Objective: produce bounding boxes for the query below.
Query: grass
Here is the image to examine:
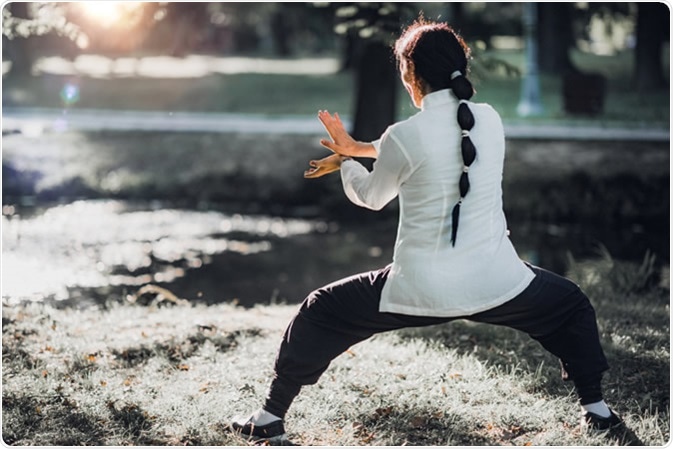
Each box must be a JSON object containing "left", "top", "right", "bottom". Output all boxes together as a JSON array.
[
  {"left": 2, "top": 252, "right": 669, "bottom": 446},
  {"left": 3, "top": 47, "right": 669, "bottom": 127},
  {"left": 3, "top": 72, "right": 354, "bottom": 116}
]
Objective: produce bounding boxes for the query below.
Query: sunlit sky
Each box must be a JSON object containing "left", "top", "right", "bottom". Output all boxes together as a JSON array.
[{"left": 77, "top": 1, "right": 143, "bottom": 28}]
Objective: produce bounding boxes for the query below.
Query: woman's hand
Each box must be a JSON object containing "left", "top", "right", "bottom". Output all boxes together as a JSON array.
[
  {"left": 304, "top": 153, "right": 346, "bottom": 179},
  {"left": 318, "top": 110, "right": 376, "bottom": 158}
]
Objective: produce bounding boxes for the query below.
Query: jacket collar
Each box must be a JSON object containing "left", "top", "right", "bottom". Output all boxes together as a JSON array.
[{"left": 421, "top": 89, "right": 458, "bottom": 111}]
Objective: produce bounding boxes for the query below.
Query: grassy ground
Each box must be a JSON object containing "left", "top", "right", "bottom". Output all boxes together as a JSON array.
[{"left": 2, "top": 252, "right": 669, "bottom": 446}]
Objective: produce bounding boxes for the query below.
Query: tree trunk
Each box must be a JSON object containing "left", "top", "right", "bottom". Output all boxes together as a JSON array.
[
  {"left": 270, "top": 9, "right": 291, "bottom": 56},
  {"left": 537, "top": 3, "right": 577, "bottom": 75},
  {"left": 352, "top": 39, "right": 397, "bottom": 142},
  {"left": 635, "top": 2, "right": 669, "bottom": 91},
  {"left": 444, "top": 3, "right": 464, "bottom": 28},
  {"left": 5, "top": 2, "right": 35, "bottom": 78}
]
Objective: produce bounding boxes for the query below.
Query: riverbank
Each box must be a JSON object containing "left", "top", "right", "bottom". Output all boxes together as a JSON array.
[
  {"left": 2, "top": 252, "right": 668, "bottom": 445},
  {"left": 3, "top": 128, "right": 669, "bottom": 226}
]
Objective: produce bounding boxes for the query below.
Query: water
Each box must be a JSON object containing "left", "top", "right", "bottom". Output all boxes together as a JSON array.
[{"left": 1, "top": 199, "right": 667, "bottom": 309}]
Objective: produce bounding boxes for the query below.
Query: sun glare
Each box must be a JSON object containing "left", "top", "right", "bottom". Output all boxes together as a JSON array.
[{"left": 78, "top": 2, "right": 141, "bottom": 27}]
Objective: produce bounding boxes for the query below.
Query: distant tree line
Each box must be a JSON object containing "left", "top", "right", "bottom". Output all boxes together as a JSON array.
[{"left": 3, "top": 2, "right": 668, "bottom": 137}]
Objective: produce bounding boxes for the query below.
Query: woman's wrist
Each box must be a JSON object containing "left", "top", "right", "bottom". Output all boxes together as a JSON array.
[{"left": 353, "top": 142, "right": 378, "bottom": 159}]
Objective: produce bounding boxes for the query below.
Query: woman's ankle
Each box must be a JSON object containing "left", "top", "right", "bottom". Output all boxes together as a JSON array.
[
  {"left": 581, "top": 400, "right": 612, "bottom": 418},
  {"left": 250, "top": 408, "right": 282, "bottom": 426}
]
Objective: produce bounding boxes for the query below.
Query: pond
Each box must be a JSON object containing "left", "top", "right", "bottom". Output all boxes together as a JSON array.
[{"left": 2, "top": 199, "right": 667, "bottom": 309}]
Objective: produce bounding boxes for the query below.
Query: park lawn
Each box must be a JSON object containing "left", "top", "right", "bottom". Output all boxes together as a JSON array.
[
  {"left": 3, "top": 48, "right": 669, "bottom": 127},
  {"left": 2, "top": 253, "right": 669, "bottom": 446},
  {"left": 2, "top": 71, "right": 354, "bottom": 116}
]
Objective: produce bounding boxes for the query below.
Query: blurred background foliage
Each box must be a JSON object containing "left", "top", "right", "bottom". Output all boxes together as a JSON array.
[{"left": 2, "top": 2, "right": 669, "bottom": 139}]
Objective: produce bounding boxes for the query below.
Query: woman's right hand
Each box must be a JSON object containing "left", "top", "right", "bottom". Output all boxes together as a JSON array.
[{"left": 304, "top": 153, "right": 346, "bottom": 179}]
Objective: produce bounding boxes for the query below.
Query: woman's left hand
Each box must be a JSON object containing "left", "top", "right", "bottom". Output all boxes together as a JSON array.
[
  {"left": 318, "top": 110, "right": 378, "bottom": 159},
  {"left": 304, "top": 153, "right": 345, "bottom": 179},
  {"left": 318, "top": 110, "right": 360, "bottom": 156}
]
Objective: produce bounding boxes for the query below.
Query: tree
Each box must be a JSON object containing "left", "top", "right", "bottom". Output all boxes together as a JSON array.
[
  {"left": 2, "top": 2, "right": 33, "bottom": 78},
  {"left": 635, "top": 2, "right": 669, "bottom": 91},
  {"left": 536, "top": 3, "right": 668, "bottom": 92},
  {"left": 330, "top": 3, "right": 415, "bottom": 141},
  {"left": 2, "top": 2, "right": 84, "bottom": 78},
  {"left": 537, "top": 3, "right": 578, "bottom": 75}
]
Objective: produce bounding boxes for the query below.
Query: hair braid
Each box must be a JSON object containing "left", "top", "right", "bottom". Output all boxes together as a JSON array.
[
  {"left": 449, "top": 71, "right": 475, "bottom": 246},
  {"left": 394, "top": 18, "right": 476, "bottom": 247}
]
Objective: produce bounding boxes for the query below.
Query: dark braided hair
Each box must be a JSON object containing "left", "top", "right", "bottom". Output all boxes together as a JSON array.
[{"left": 394, "top": 19, "right": 476, "bottom": 247}]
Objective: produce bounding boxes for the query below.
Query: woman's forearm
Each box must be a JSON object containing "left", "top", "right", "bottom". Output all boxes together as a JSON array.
[{"left": 353, "top": 142, "right": 378, "bottom": 159}]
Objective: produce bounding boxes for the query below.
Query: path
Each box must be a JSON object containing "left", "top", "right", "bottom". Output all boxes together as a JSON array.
[{"left": 2, "top": 107, "right": 669, "bottom": 141}]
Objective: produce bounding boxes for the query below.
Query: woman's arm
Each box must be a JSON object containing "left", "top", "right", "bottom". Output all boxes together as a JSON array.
[
  {"left": 340, "top": 130, "right": 412, "bottom": 211},
  {"left": 317, "top": 110, "right": 378, "bottom": 159}
]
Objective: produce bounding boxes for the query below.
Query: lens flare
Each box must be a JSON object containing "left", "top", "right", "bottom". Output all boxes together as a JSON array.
[
  {"left": 60, "top": 83, "right": 80, "bottom": 105},
  {"left": 78, "top": 2, "right": 141, "bottom": 28}
]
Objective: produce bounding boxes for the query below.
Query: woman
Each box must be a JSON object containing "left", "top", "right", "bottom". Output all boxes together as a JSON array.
[{"left": 232, "top": 19, "right": 621, "bottom": 443}]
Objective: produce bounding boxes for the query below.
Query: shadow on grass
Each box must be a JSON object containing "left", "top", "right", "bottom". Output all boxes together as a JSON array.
[
  {"left": 105, "top": 401, "right": 164, "bottom": 445},
  {"left": 2, "top": 392, "right": 106, "bottom": 445},
  {"left": 2, "top": 392, "right": 172, "bottom": 446},
  {"left": 110, "top": 327, "right": 265, "bottom": 368},
  {"left": 349, "top": 405, "right": 526, "bottom": 446},
  {"left": 347, "top": 401, "right": 647, "bottom": 446},
  {"left": 606, "top": 424, "right": 647, "bottom": 446},
  {"left": 395, "top": 321, "right": 572, "bottom": 398}
]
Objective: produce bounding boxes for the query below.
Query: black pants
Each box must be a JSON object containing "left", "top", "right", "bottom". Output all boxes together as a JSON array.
[{"left": 263, "top": 264, "right": 609, "bottom": 419}]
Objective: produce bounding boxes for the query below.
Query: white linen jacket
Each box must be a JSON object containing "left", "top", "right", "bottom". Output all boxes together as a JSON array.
[{"left": 340, "top": 89, "right": 535, "bottom": 317}]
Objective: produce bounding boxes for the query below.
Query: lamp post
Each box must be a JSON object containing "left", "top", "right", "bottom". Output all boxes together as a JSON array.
[{"left": 517, "top": 2, "right": 544, "bottom": 117}]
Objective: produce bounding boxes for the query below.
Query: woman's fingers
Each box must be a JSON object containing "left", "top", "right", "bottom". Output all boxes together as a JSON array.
[
  {"left": 318, "top": 110, "right": 339, "bottom": 132},
  {"left": 304, "top": 154, "right": 342, "bottom": 179},
  {"left": 304, "top": 167, "right": 326, "bottom": 179},
  {"left": 317, "top": 110, "right": 333, "bottom": 125},
  {"left": 319, "top": 139, "right": 339, "bottom": 153}
]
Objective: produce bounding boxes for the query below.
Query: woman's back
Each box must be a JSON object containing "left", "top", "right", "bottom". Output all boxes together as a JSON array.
[
  {"left": 377, "top": 89, "right": 534, "bottom": 317},
  {"left": 393, "top": 90, "right": 506, "bottom": 254}
]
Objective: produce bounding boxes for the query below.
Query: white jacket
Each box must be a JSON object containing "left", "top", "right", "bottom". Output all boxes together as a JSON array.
[{"left": 340, "top": 89, "right": 535, "bottom": 317}]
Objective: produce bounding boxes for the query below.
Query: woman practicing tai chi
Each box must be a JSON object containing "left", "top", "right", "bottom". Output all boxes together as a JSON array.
[{"left": 232, "top": 18, "right": 622, "bottom": 442}]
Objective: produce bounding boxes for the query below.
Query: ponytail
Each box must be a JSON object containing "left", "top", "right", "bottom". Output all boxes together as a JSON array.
[{"left": 449, "top": 70, "right": 475, "bottom": 247}]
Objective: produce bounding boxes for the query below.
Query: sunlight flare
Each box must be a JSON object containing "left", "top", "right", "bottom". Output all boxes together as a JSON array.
[{"left": 77, "top": 2, "right": 142, "bottom": 28}]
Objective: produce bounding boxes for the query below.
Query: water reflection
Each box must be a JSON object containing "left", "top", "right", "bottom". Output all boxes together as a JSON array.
[
  {"left": 1, "top": 200, "right": 318, "bottom": 305},
  {"left": 2, "top": 199, "right": 667, "bottom": 309}
]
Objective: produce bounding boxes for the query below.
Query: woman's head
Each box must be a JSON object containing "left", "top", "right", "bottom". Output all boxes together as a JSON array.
[{"left": 394, "top": 19, "right": 473, "bottom": 104}]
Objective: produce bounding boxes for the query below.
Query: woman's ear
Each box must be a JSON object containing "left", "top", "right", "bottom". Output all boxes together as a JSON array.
[{"left": 401, "top": 60, "right": 415, "bottom": 83}]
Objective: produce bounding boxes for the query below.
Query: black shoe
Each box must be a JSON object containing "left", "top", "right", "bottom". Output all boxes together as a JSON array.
[
  {"left": 231, "top": 416, "right": 288, "bottom": 444},
  {"left": 581, "top": 409, "right": 624, "bottom": 431}
]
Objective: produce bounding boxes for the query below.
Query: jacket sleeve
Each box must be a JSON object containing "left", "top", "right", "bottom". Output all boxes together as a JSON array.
[{"left": 340, "top": 129, "right": 413, "bottom": 211}]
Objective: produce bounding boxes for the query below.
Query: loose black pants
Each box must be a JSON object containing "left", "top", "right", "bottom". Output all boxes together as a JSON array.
[{"left": 264, "top": 264, "right": 609, "bottom": 418}]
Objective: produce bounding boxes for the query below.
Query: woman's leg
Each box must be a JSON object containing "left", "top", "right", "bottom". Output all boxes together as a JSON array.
[
  {"left": 466, "top": 264, "right": 615, "bottom": 426},
  {"left": 264, "top": 264, "right": 447, "bottom": 419}
]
